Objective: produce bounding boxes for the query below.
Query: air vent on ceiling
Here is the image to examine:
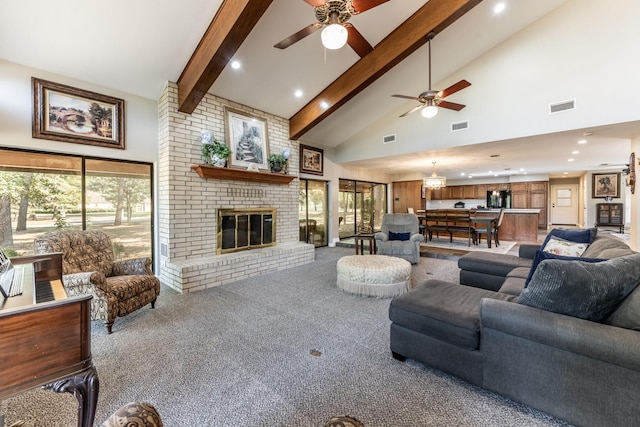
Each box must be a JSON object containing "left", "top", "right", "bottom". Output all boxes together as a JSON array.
[
  {"left": 451, "top": 120, "right": 469, "bottom": 132},
  {"left": 549, "top": 99, "right": 575, "bottom": 114},
  {"left": 382, "top": 134, "right": 396, "bottom": 144}
]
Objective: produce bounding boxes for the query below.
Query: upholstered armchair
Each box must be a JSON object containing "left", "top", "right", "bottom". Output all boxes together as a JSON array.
[
  {"left": 374, "top": 213, "right": 425, "bottom": 264},
  {"left": 34, "top": 230, "right": 160, "bottom": 334}
]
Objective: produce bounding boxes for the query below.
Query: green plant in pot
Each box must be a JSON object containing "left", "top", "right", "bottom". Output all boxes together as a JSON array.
[
  {"left": 268, "top": 153, "right": 288, "bottom": 174},
  {"left": 200, "top": 131, "right": 230, "bottom": 167}
]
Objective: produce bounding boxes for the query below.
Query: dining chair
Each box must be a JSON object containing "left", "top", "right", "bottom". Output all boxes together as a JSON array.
[
  {"left": 493, "top": 208, "right": 506, "bottom": 247},
  {"left": 475, "top": 208, "right": 505, "bottom": 247}
]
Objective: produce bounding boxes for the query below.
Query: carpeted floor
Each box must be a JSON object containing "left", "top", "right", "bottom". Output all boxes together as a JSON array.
[{"left": 0, "top": 247, "right": 571, "bottom": 427}]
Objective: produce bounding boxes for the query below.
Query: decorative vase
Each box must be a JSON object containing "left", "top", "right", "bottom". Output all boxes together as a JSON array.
[{"left": 210, "top": 155, "right": 227, "bottom": 167}]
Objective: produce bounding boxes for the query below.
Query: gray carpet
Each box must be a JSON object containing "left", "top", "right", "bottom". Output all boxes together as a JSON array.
[{"left": 0, "top": 247, "right": 571, "bottom": 427}]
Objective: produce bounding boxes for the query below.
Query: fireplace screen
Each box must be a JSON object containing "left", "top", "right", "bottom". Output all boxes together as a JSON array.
[{"left": 217, "top": 208, "right": 276, "bottom": 254}]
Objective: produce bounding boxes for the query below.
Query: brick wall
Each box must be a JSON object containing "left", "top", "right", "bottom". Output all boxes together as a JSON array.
[{"left": 158, "top": 82, "right": 314, "bottom": 293}]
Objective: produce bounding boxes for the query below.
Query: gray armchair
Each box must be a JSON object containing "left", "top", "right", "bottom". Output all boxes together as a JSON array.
[{"left": 374, "top": 213, "right": 424, "bottom": 264}]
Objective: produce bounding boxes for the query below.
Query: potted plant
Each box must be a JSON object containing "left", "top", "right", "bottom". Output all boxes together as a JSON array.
[
  {"left": 200, "top": 131, "right": 230, "bottom": 167},
  {"left": 268, "top": 153, "right": 288, "bottom": 174}
]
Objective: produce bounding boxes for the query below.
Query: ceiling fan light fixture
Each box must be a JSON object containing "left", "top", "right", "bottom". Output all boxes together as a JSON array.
[
  {"left": 421, "top": 104, "right": 438, "bottom": 118},
  {"left": 321, "top": 23, "right": 348, "bottom": 50}
]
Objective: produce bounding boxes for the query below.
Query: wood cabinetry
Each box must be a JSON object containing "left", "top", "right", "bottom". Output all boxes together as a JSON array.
[
  {"left": 595, "top": 203, "right": 624, "bottom": 232},
  {"left": 509, "top": 181, "right": 547, "bottom": 228},
  {"left": 392, "top": 180, "right": 423, "bottom": 213},
  {"left": 449, "top": 185, "right": 464, "bottom": 199},
  {"left": 463, "top": 185, "right": 476, "bottom": 198}
]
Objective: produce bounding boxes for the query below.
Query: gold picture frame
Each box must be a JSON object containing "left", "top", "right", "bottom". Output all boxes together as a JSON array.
[
  {"left": 592, "top": 172, "right": 620, "bottom": 198},
  {"left": 32, "top": 77, "right": 125, "bottom": 149},
  {"left": 300, "top": 144, "right": 324, "bottom": 176}
]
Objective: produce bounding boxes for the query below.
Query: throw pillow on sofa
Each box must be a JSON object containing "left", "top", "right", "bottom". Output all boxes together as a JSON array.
[
  {"left": 524, "top": 250, "right": 606, "bottom": 287},
  {"left": 540, "top": 227, "right": 597, "bottom": 248},
  {"left": 542, "top": 237, "right": 589, "bottom": 257},
  {"left": 388, "top": 231, "right": 411, "bottom": 241},
  {"left": 518, "top": 253, "right": 640, "bottom": 322}
]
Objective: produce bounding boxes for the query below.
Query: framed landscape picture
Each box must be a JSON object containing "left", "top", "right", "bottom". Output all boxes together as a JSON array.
[
  {"left": 300, "top": 144, "right": 324, "bottom": 176},
  {"left": 224, "top": 107, "right": 270, "bottom": 170},
  {"left": 32, "top": 77, "right": 125, "bottom": 149},
  {"left": 592, "top": 172, "right": 620, "bottom": 198}
]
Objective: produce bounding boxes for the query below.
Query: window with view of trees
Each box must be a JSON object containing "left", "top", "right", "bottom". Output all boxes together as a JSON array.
[{"left": 0, "top": 148, "right": 153, "bottom": 262}]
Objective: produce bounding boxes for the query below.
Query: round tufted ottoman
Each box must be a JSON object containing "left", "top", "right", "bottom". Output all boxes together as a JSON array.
[{"left": 336, "top": 255, "right": 411, "bottom": 298}]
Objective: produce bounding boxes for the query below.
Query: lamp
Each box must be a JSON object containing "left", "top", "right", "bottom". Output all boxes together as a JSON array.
[
  {"left": 321, "top": 11, "right": 348, "bottom": 50},
  {"left": 421, "top": 100, "right": 438, "bottom": 118},
  {"left": 423, "top": 162, "right": 446, "bottom": 189}
]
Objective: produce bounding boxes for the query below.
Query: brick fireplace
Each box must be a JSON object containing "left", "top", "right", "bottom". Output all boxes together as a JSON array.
[{"left": 157, "top": 82, "right": 315, "bottom": 293}]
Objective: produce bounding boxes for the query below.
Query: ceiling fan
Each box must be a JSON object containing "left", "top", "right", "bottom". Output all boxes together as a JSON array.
[
  {"left": 392, "top": 32, "right": 471, "bottom": 118},
  {"left": 273, "top": 0, "right": 389, "bottom": 58}
]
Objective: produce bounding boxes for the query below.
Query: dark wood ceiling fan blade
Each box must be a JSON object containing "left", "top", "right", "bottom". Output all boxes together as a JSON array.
[
  {"left": 392, "top": 94, "right": 421, "bottom": 102},
  {"left": 351, "top": 0, "right": 389, "bottom": 13},
  {"left": 439, "top": 79, "right": 471, "bottom": 99},
  {"left": 274, "top": 24, "right": 321, "bottom": 49},
  {"left": 400, "top": 105, "right": 424, "bottom": 117},
  {"left": 304, "top": 0, "right": 326, "bottom": 6},
  {"left": 438, "top": 100, "right": 466, "bottom": 111},
  {"left": 346, "top": 26, "right": 373, "bottom": 58}
]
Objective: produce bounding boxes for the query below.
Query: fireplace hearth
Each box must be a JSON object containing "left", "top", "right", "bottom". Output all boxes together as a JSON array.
[{"left": 217, "top": 208, "right": 276, "bottom": 254}]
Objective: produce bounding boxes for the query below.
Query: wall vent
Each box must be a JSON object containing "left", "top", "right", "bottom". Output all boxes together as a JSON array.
[
  {"left": 549, "top": 99, "right": 575, "bottom": 114},
  {"left": 451, "top": 120, "right": 469, "bottom": 132},
  {"left": 160, "top": 242, "right": 168, "bottom": 257},
  {"left": 382, "top": 134, "right": 396, "bottom": 144}
]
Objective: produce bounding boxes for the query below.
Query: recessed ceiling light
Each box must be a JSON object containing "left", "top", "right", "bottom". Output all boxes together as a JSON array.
[
  {"left": 563, "top": 172, "right": 569, "bottom": 175},
  {"left": 572, "top": 150, "right": 580, "bottom": 154},
  {"left": 320, "top": 101, "right": 329, "bottom": 109},
  {"left": 460, "top": 172, "right": 466, "bottom": 176},
  {"left": 294, "top": 89, "right": 303, "bottom": 98},
  {"left": 520, "top": 168, "right": 525, "bottom": 172},
  {"left": 488, "top": 170, "right": 493, "bottom": 174},
  {"left": 578, "top": 139, "right": 587, "bottom": 144},
  {"left": 230, "top": 61, "right": 241, "bottom": 70},
  {"left": 568, "top": 158, "right": 574, "bottom": 162},
  {"left": 494, "top": 2, "right": 506, "bottom": 14}
]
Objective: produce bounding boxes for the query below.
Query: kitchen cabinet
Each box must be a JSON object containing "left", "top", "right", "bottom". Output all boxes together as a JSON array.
[
  {"left": 392, "top": 180, "right": 423, "bottom": 213},
  {"left": 463, "top": 185, "right": 476, "bottom": 198}
]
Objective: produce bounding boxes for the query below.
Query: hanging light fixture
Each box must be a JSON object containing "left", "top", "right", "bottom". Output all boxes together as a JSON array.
[
  {"left": 423, "top": 161, "right": 446, "bottom": 189},
  {"left": 321, "top": 10, "right": 348, "bottom": 50},
  {"left": 421, "top": 99, "right": 438, "bottom": 118}
]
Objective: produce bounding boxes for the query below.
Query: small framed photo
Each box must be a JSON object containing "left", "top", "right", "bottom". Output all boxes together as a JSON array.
[
  {"left": 224, "top": 107, "right": 270, "bottom": 170},
  {"left": 300, "top": 144, "right": 324, "bottom": 176},
  {"left": 592, "top": 172, "right": 620, "bottom": 198},
  {"left": 32, "top": 77, "right": 125, "bottom": 149}
]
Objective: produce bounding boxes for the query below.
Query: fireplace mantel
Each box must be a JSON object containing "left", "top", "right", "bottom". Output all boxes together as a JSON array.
[{"left": 191, "top": 164, "right": 296, "bottom": 184}]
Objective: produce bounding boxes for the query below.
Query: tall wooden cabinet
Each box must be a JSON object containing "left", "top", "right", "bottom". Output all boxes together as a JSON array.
[
  {"left": 392, "top": 180, "right": 423, "bottom": 213},
  {"left": 511, "top": 181, "right": 547, "bottom": 228}
]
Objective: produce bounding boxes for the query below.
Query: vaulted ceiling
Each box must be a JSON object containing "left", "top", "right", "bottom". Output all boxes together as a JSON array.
[{"left": 1, "top": 0, "right": 639, "bottom": 179}]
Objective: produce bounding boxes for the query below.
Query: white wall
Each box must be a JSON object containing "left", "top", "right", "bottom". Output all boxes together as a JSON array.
[{"left": 0, "top": 59, "right": 159, "bottom": 162}]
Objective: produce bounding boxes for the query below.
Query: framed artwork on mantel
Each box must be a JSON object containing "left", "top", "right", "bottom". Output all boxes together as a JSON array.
[
  {"left": 224, "top": 107, "right": 270, "bottom": 170},
  {"left": 32, "top": 77, "right": 125, "bottom": 149},
  {"left": 300, "top": 144, "right": 324, "bottom": 176}
]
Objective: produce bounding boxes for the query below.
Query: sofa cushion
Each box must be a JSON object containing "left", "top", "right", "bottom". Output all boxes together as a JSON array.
[
  {"left": 542, "top": 237, "right": 589, "bottom": 257},
  {"left": 582, "top": 234, "right": 636, "bottom": 259},
  {"left": 388, "top": 231, "right": 410, "bottom": 241},
  {"left": 518, "top": 253, "right": 640, "bottom": 322},
  {"left": 497, "top": 267, "right": 531, "bottom": 296},
  {"left": 541, "top": 227, "right": 597, "bottom": 248},
  {"left": 605, "top": 285, "right": 640, "bottom": 331},
  {"left": 389, "top": 279, "right": 517, "bottom": 350},
  {"left": 458, "top": 252, "right": 533, "bottom": 278},
  {"left": 524, "top": 250, "right": 607, "bottom": 287}
]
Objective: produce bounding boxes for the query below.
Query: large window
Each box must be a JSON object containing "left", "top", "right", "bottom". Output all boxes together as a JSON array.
[
  {"left": 299, "top": 179, "right": 328, "bottom": 247},
  {"left": 0, "top": 148, "right": 153, "bottom": 262},
  {"left": 338, "top": 179, "right": 387, "bottom": 238}
]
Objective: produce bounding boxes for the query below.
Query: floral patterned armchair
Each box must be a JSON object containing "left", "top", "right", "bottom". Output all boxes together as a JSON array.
[{"left": 34, "top": 230, "right": 160, "bottom": 334}]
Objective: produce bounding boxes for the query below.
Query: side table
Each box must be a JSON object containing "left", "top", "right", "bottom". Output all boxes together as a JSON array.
[{"left": 354, "top": 233, "right": 377, "bottom": 255}]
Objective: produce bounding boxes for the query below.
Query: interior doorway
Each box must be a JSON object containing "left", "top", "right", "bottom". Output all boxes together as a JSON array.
[{"left": 550, "top": 184, "right": 579, "bottom": 225}]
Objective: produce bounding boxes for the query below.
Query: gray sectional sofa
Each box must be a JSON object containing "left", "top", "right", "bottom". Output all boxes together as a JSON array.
[{"left": 389, "top": 233, "right": 640, "bottom": 427}]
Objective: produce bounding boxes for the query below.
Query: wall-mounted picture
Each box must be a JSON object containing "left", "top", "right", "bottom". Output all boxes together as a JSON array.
[
  {"left": 32, "top": 77, "right": 125, "bottom": 149},
  {"left": 592, "top": 172, "right": 620, "bottom": 198},
  {"left": 224, "top": 107, "right": 269, "bottom": 170},
  {"left": 300, "top": 144, "right": 324, "bottom": 176}
]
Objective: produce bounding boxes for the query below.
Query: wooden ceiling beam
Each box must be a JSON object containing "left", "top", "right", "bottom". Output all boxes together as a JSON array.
[
  {"left": 289, "top": 0, "right": 482, "bottom": 140},
  {"left": 177, "top": 0, "right": 273, "bottom": 114}
]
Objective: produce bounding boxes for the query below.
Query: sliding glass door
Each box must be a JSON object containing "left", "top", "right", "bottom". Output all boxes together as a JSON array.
[
  {"left": 339, "top": 179, "right": 387, "bottom": 238},
  {"left": 299, "top": 179, "right": 328, "bottom": 247}
]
